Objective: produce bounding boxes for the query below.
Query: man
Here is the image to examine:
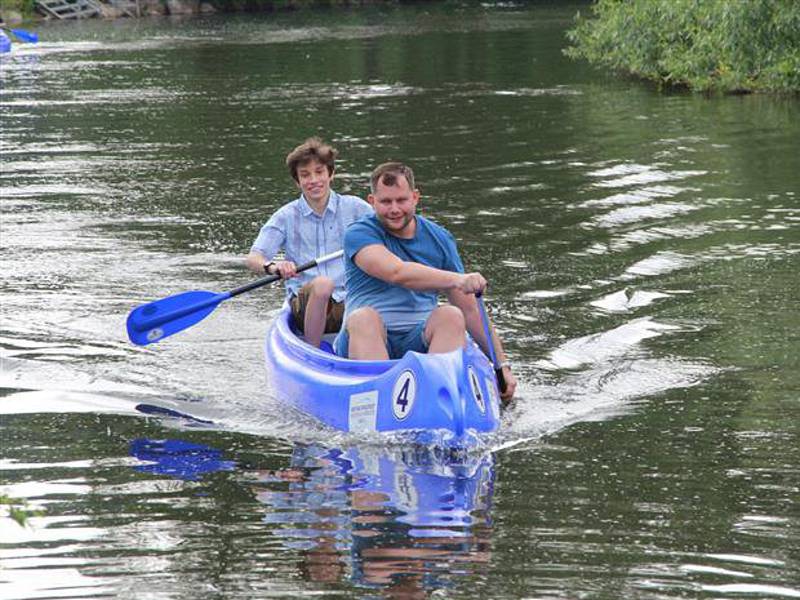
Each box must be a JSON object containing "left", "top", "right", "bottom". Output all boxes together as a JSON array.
[
  {"left": 246, "top": 138, "right": 372, "bottom": 348},
  {"left": 333, "top": 162, "right": 516, "bottom": 401}
]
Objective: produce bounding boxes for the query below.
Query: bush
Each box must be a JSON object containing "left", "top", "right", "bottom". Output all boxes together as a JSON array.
[
  {"left": 0, "top": 0, "right": 35, "bottom": 18},
  {"left": 565, "top": 0, "right": 800, "bottom": 94},
  {"left": 1, "top": 493, "right": 42, "bottom": 527}
]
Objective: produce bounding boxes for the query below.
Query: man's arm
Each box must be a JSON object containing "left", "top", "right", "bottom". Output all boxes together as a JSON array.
[
  {"left": 447, "top": 287, "right": 517, "bottom": 402},
  {"left": 354, "top": 244, "right": 485, "bottom": 294}
]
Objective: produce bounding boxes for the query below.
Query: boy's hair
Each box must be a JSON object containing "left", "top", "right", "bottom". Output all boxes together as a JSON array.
[
  {"left": 286, "top": 137, "right": 337, "bottom": 182},
  {"left": 370, "top": 162, "right": 416, "bottom": 194}
]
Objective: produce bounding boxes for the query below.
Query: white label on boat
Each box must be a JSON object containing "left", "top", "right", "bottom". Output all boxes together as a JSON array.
[
  {"left": 391, "top": 370, "right": 417, "bottom": 421},
  {"left": 485, "top": 376, "right": 500, "bottom": 418},
  {"left": 349, "top": 391, "right": 378, "bottom": 433},
  {"left": 468, "top": 366, "right": 486, "bottom": 414}
]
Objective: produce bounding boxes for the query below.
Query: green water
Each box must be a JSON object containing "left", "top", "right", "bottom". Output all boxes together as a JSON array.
[{"left": 1, "top": 5, "right": 798, "bottom": 598}]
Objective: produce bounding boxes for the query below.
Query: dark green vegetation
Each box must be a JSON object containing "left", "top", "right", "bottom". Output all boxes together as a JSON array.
[
  {"left": 1, "top": 493, "right": 41, "bottom": 527},
  {"left": 0, "top": 0, "right": 34, "bottom": 17},
  {"left": 566, "top": 0, "right": 800, "bottom": 93}
]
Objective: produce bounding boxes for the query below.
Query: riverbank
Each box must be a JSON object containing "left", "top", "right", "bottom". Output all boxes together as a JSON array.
[{"left": 1, "top": 0, "right": 401, "bottom": 24}]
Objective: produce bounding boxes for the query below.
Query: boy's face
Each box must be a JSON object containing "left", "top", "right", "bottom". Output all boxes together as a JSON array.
[{"left": 296, "top": 159, "right": 333, "bottom": 204}]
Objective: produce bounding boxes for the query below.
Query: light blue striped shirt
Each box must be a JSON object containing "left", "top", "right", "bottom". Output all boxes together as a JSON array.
[{"left": 250, "top": 191, "right": 373, "bottom": 302}]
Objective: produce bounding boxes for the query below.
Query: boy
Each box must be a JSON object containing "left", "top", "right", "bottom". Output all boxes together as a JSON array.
[{"left": 246, "top": 138, "right": 372, "bottom": 348}]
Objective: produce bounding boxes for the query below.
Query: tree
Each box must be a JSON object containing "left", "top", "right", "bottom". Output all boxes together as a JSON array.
[{"left": 565, "top": 0, "right": 800, "bottom": 94}]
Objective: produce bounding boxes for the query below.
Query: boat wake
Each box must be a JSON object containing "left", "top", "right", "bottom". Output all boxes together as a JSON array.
[
  {"left": 494, "top": 316, "right": 717, "bottom": 450},
  {"left": 1, "top": 307, "right": 717, "bottom": 455}
]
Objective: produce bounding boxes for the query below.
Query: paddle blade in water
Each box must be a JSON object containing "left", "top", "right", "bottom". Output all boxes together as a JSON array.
[{"left": 127, "top": 290, "right": 225, "bottom": 346}]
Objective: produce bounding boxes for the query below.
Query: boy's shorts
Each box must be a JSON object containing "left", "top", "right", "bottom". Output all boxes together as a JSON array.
[
  {"left": 290, "top": 281, "right": 344, "bottom": 334},
  {"left": 333, "top": 320, "right": 428, "bottom": 359}
]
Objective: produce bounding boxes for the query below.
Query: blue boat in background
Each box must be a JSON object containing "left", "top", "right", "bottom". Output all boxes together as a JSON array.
[
  {"left": 0, "top": 30, "right": 11, "bottom": 54},
  {"left": 264, "top": 309, "right": 502, "bottom": 442},
  {"left": 1, "top": 27, "right": 38, "bottom": 53}
]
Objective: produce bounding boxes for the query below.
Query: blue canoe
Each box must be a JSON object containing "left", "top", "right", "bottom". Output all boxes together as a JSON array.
[{"left": 264, "top": 308, "right": 501, "bottom": 440}]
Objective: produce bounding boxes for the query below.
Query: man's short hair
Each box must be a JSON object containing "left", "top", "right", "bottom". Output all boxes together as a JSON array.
[
  {"left": 286, "top": 138, "right": 337, "bottom": 182},
  {"left": 370, "top": 162, "right": 416, "bottom": 194}
]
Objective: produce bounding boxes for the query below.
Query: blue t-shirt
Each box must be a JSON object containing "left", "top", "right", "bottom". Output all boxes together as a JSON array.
[{"left": 343, "top": 214, "right": 465, "bottom": 331}]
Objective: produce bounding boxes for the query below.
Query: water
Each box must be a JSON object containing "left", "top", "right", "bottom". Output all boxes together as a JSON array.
[{"left": 2, "top": 4, "right": 799, "bottom": 598}]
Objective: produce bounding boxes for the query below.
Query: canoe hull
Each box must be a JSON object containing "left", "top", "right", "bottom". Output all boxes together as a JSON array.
[{"left": 264, "top": 310, "right": 501, "bottom": 438}]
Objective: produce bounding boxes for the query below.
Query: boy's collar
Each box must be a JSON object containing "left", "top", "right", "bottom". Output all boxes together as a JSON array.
[{"left": 299, "top": 190, "right": 338, "bottom": 216}]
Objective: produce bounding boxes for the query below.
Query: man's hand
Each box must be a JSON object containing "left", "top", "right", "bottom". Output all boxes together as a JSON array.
[
  {"left": 457, "top": 272, "right": 487, "bottom": 295},
  {"left": 499, "top": 366, "right": 517, "bottom": 405},
  {"left": 273, "top": 260, "right": 298, "bottom": 279}
]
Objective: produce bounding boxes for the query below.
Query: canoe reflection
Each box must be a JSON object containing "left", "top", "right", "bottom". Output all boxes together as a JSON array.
[{"left": 254, "top": 444, "right": 495, "bottom": 597}]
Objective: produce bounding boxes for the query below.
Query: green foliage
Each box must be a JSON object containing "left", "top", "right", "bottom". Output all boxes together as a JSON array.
[
  {"left": 1, "top": 493, "right": 43, "bottom": 527},
  {"left": 0, "top": 0, "right": 35, "bottom": 17},
  {"left": 565, "top": 0, "right": 800, "bottom": 93}
]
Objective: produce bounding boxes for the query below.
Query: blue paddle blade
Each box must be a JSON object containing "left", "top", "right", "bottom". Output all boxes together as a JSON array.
[
  {"left": 127, "top": 290, "right": 227, "bottom": 346},
  {"left": 10, "top": 28, "right": 38, "bottom": 43}
]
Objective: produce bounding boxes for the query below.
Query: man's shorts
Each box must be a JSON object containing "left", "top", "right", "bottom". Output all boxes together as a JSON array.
[
  {"left": 333, "top": 319, "right": 428, "bottom": 359},
  {"left": 290, "top": 281, "right": 344, "bottom": 334}
]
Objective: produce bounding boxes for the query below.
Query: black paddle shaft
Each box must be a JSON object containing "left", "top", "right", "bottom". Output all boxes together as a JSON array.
[
  {"left": 496, "top": 367, "right": 508, "bottom": 394},
  {"left": 228, "top": 253, "right": 340, "bottom": 298}
]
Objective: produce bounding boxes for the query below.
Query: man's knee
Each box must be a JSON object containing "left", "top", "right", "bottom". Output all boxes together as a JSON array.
[
  {"left": 431, "top": 305, "right": 465, "bottom": 328},
  {"left": 346, "top": 307, "right": 384, "bottom": 335},
  {"left": 425, "top": 305, "right": 465, "bottom": 339}
]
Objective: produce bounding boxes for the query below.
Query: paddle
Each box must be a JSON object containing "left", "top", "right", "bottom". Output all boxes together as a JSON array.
[
  {"left": 475, "top": 292, "right": 508, "bottom": 395},
  {"left": 126, "top": 249, "right": 344, "bottom": 346},
  {"left": 1, "top": 27, "right": 38, "bottom": 43}
]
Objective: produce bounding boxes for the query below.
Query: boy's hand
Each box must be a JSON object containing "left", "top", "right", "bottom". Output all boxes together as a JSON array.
[{"left": 274, "top": 260, "right": 298, "bottom": 279}]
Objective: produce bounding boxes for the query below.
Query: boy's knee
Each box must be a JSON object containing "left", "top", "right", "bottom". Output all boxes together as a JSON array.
[{"left": 310, "top": 275, "right": 335, "bottom": 298}]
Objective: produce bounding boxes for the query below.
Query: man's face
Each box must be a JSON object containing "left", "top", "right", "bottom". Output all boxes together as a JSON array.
[
  {"left": 369, "top": 175, "right": 419, "bottom": 237},
  {"left": 296, "top": 159, "right": 333, "bottom": 204}
]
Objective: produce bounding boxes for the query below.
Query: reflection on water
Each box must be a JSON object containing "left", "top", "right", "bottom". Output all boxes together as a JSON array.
[
  {"left": 254, "top": 443, "right": 494, "bottom": 596},
  {"left": 129, "top": 437, "right": 236, "bottom": 480},
  {"left": 1, "top": 2, "right": 799, "bottom": 598},
  {"left": 2, "top": 432, "right": 496, "bottom": 598}
]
